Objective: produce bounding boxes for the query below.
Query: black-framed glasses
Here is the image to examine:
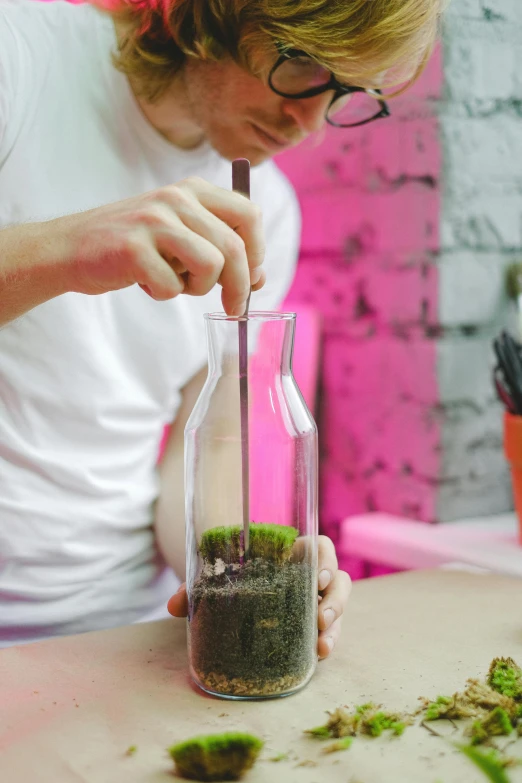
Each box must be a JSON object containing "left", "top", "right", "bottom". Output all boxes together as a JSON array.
[{"left": 268, "top": 48, "right": 391, "bottom": 129}]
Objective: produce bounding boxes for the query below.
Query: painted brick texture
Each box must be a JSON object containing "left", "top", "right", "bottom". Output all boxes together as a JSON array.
[
  {"left": 277, "top": 50, "right": 443, "bottom": 553},
  {"left": 279, "top": 1, "right": 521, "bottom": 538}
]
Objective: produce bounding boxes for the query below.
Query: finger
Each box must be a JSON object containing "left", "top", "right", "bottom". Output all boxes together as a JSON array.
[
  {"left": 131, "top": 242, "right": 186, "bottom": 301},
  {"left": 155, "top": 226, "right": 225, "bottom": 298},
  {"left": 318, "top": 616, "right": 342, "bottom": 660},
  {"left": 289, "top": 534, "right": 316, "bottom": 565},
  {"left": 166, "top": 178, "right": 265, "bottom": 280},
  {"left": 317, "top": 535, "right": 339, "bottom": 592},
  {"left": 165, "top": 195, "right": 253, "bottom": 315},
  {"left": 251, "top": 267, "right": 266, "bottom": 292},
  {"left": 138, "top": 255, "right": 188, "bottom": 300},
  {"left": 167, "top": 583, "right": 188, "bottom": 617},
  {"left": 133, "top": 198, "right": 226, "bottom": 297},
  {"left": 318, "top": 569, "right": 352, "bottom": 631},
  {"left": 216, "top": 237, "right": 251, "bottom": 317}
]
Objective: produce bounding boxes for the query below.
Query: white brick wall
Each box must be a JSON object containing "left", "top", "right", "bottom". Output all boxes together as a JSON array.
[
  {"left": 437, "top": 0, "right": 522, "bottom": 520},
  {"left": 439, "top": 252, "right": 509, "bottom": 326}
]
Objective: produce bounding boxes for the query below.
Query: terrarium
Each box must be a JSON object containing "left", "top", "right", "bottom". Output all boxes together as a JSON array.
[{"left": 184, "top": 311, "right": 318, "bottom": 700}]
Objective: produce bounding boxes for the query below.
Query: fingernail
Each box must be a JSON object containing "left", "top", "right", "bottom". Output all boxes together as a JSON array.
[
  {"left": 176, "top": 583, "right": 184, "bottom": 593},
  {"left": 323, "top": 608, "right": 335, "bottom": 629},
  {"left": 325, "top": 636, "right": 334, "bottom": 652},
  {"left": 318, "top": 569, "right": 331, "bottom": 590}
]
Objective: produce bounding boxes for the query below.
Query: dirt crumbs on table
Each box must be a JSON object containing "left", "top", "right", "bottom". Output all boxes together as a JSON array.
[
  {"left": 306, "top": 703, "right": 411, "bottom": 741},
  {"left": 321, "top": 737, "right": 353, "bottom": 754},
  {"left": 303, "top": 656, "right": 522, "bottom": 782},
  {"left": 268, "top": 752, "right": 288, "bottom": 762},
  {"left": 168, "top": 732, "right": 263, "bottom": 781},
  {"left": 118, "top": 655, "right": 522, "bottom": 782},
  {"left": 420, "top": 657, "right": 522, "bottom": 744}
]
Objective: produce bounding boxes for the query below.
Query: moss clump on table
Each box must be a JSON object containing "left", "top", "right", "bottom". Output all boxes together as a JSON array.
[
  {"left": 421, "top": 657, "right": 522, "bottom": 747},
  {"left": 414, "top": 656, "right": 522, "bottom": 781},
  {"left": 305, "top": 703, "right": 410, "bottom": 747},
  {"left": 302, "top": 657, "right": 522, "bottom": 777},
  {"left": 190, "top": 523, "right": 315, "bottom": 697},
  {"left": 321, "top": 736, "right": 353, "bottom": 754},
  {"left": 169, "top": 732, "right": 263, "bottom": 781},
  {"left": 487, "top": 658, "right": 522, "bottom": 702},
  {"left": 469, "top": 707, "right": 513, "bottom": 745}
]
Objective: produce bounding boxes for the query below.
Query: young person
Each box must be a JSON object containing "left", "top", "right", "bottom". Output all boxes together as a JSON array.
[{"left": 0, "top": 0, "right": 443, "bottom": 650}]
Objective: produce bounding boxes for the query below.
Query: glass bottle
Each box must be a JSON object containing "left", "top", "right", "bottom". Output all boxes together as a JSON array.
[{"left": 184, "top": 311, "right": 318, "bottom": 700}]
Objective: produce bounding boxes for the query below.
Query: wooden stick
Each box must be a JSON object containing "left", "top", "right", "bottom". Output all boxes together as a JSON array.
[{"left": 232, "top": 158, "right": 251, "bottom": 560}]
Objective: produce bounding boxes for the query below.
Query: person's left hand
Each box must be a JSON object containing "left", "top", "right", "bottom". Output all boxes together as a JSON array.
[
  {"left": 167, "top": 534, "right": 352, "bottom": 660},
  {"left": 314, "top": 535, "right": 352, "bottom": 659}
]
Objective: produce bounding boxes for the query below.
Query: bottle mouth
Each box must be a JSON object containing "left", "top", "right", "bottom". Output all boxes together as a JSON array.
[{"left": 205, "top": 310, "right": 296, "bottom": 323}]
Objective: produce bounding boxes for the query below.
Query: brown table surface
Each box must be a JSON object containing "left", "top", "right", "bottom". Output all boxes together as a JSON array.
[{"left": 1, "top": 569, "right": 522, "bottom": 783}]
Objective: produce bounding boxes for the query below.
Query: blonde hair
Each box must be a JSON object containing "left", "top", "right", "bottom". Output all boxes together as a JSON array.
[{"left": 94, "top": 0, "right": 445, "bottom": 103}]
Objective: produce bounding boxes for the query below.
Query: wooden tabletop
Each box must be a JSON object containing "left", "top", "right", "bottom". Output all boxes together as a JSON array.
[{"left": 1, "top": 569, "right": 522, "bottom": 783}]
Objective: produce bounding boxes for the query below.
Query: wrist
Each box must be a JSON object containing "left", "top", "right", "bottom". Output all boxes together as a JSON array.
[{"left": 28, "top": 218, "right": 77, "bottom": 298}]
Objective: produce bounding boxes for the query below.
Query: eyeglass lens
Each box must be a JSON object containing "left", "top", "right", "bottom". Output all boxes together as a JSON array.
[
  {"left": 326, "top": 91, "right": 384, "bottom": 126},
  {"left": 271, "top": 55, "right": 332, "bottom": 93},
  {"left": 271, "top": 56, "right": 385, "bottom": 127}
]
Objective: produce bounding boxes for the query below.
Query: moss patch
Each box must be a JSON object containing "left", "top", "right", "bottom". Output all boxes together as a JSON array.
[
  {"left": 306, "top": 703, "right": 410, "bottom": 742},
  {"left": 168, "top": 732, "right": 263, "bottom": 782},
  {"left": 199, "top": 523, "right": 298, "bottom": 566},
  {"left": 469, "top": 707, "right": 513, "bottom": 745},
  {"left": 488, "top": 658, "right": 522, "bottom": 702}
]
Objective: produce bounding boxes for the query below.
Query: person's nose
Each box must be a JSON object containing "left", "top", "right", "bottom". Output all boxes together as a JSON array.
[{"left": 281, "top": 93, "right": 331, "bottom": 136}]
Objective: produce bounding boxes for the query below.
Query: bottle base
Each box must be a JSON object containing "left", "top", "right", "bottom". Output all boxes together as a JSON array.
[{"left": 190, "top": 666, "right": 316, "bottom": 701}]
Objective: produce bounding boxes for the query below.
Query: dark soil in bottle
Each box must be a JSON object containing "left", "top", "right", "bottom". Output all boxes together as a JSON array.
[{"left": 189, "top": 559, "right": 316, "bottom": 697}]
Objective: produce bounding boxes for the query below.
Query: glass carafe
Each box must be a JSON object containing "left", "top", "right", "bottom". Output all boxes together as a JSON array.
[{"left": 184, "top": 311, "right": 318, "bottom": 700}]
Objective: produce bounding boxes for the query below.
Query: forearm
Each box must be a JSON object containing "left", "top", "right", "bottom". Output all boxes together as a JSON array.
[
  {"left": 154, "top": 438, "right": 242, "bottom": 581},
  {"left": 153, "top": 364, "right": 242, "bottom": 580},
  {"left": 0, "top": 221, "right": 72, "bottom": 326},
  {"left": 155, "top": 447, "right": 187, "bottom": 580}
]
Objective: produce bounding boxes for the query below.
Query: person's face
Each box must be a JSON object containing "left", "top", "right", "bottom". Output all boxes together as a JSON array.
[{"left": 180, "top": 53, "right": 333, "bottom": 165}]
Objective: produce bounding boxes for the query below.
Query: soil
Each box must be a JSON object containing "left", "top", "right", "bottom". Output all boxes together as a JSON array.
[{"left": 189, "top": 559, "right": 316, "bottom": 698}]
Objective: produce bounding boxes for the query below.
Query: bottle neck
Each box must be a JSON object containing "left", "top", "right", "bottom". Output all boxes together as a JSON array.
[{"left": 206, "top": 315, "right": 295, "bottom": 378}]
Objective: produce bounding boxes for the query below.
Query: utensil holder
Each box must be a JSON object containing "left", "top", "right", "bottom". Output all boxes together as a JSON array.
[{"left": 503, "top": 411, "right": 522, "bottom": 544}]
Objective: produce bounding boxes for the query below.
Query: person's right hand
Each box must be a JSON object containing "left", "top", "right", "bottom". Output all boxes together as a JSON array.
[{"left": 48, "top": 176, "right": 266, "bottom": 316}]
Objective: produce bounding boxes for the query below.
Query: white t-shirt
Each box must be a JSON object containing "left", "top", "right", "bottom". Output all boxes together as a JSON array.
[{"left": 0, "top": 0, "right": 300, "bottom": 645}]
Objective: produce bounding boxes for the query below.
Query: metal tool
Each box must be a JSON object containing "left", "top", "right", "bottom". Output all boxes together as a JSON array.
[
  {"left": 232, "top": 158, "right": 251, "bottom": 560},
  {"left": 506, "top": 262, "right": 522, "bottom": 339}
]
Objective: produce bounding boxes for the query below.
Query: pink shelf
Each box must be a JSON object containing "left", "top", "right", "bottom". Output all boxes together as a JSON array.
[{"left": 339, "top": 512, "right": 522, "bottom": 577}]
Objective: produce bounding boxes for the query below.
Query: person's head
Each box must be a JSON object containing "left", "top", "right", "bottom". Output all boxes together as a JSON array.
[{"left": 97, "top": 0, "right": 445, "bottom": 165}]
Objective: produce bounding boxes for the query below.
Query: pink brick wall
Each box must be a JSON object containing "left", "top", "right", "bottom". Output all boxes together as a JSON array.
[{"left": 278, "top": 49, "right": 443, "bottom": 571}]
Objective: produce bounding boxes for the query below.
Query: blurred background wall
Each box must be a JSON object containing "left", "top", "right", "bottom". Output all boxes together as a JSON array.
[
  {"left": 277, "top": 0, "right": 522, "bottom": 568},
  {"left": 435, "top": 0, "right": 521, "bottom": 521},
  {"left": 278, "top": 48, "right": 442, "bottom": 551}
]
